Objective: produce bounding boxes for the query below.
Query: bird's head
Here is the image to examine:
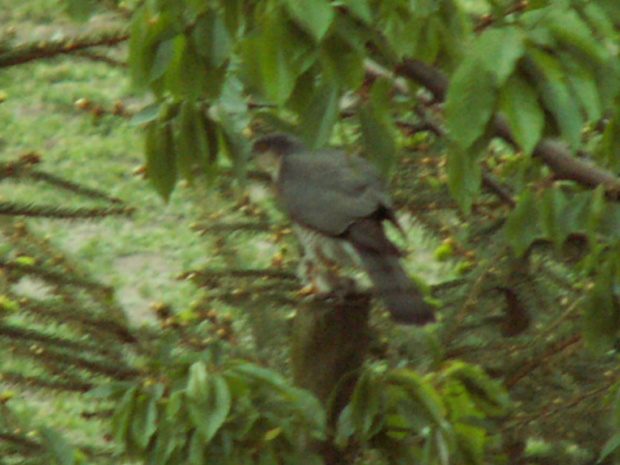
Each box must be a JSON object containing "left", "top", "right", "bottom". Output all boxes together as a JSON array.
[{"left": 251, "top": 133, "right": 305, "bottom": 180}]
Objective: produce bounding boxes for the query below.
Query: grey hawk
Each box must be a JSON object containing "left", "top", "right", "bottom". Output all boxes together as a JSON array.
[{"left": 252, "top": 133, "right": 434, "bottom": 325}]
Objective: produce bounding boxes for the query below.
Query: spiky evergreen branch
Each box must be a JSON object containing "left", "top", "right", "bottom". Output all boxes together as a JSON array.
[
  {"left": 0, "top": 371, "right": 92, "bottom": 392},
  {"left": 6, "top": 339, "right": 139, "bottom": 380},
  {"left": 12, "top": 295, "right": 136, "bottom": 344},
  {"left": 0, "top": 258, "right": 113, "bottom": 293},
  {"left": 28, "top": 170, "right": 125, "bottom": 203},
  {"left": 0, "top": 202, "right": 133, "bottom": 218},
  {"left": 0, "top": 322, "right": 118, "bottom": 359},
  {"left": 0, "top": 29, "right": 129, "bottom": 69}
]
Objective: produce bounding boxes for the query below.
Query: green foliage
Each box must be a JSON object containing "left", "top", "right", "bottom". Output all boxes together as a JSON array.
[
  {"left": 101, "top": 356, "right": 326, "bottom": 465},
  {"left": 336, "top": 361, "right": 509, "bottom": 464}
]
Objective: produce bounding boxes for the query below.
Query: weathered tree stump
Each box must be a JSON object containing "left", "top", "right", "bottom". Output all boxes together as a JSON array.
[{"left": 291, "top": 291, "right": 372, "bottom": 464}]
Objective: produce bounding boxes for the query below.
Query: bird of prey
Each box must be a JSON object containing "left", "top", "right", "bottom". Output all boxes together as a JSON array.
[{"left": 251, "top": 133, "right": 435, "bottom": 325}]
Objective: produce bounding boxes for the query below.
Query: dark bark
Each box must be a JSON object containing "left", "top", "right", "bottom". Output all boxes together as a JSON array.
[{"left": 291, "top": 291, "right": 372, "bottom": 465}]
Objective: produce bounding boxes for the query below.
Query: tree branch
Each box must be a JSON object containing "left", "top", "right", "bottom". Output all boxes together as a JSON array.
[{"left": 395, "top": 58, "right": 620, "bottom": 198}]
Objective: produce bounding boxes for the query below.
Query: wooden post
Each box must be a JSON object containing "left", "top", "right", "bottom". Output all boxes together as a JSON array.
[{"left": 291, "top": 291, "right": 372, "bottom": 464}]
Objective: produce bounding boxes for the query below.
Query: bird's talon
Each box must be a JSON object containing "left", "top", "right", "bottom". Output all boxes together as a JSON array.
[{"left": 296, "top": 283, "right": 319, "bottom": 298}]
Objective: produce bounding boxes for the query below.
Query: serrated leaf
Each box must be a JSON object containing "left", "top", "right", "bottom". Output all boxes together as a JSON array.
[
  {"left": 343, "top": 0, "right": 373, "bottom": 24},
  {"left": 229, "top": 361, "right": 288, "bottom": 389},
  {"left": 129, "top": 10, "right": 177, "bottom": 91},
  {"left": 600, "top": 115, "right": 620, "bottom": 171},
  {"left": 503, "top": 188, "right": 541, "bottom": 256},
  {"left": 203, "top": 375, "right": 231, "bottom": 441},
  {"left": 175, "top": 101, "right": 199, "bottom": 183},
  {"left": 151, "top": 38, "right": 176, "bottom": 82},
  {"left": 527, "top": 49, "right": 584, "bottom": 149},
  {"left": 242, "top": 19, "right": 296, "bottom": 104},
  {"left": 360, "top": 79, "right": 398, "bottom": 176},
  {"left": 132, "top": 102, "right": 161, "bottom": 126},
  {"left": 539, "top": 187, "right": 569, "bottom": 249},
  {"left": 582, "top": 261, "right": 618, "bottom": 353},
  {"left": 335, "top": 405, "right": 354, "bottom": 447},
  {"left": 188, "top": 429, "right": 206, "bottom": 465},
  {"left": 499, "top": 74, "right": 544, "bottom": 156},
  {"left": 111, "top": 384, "right": 139, "bottom": 445},
  {"left": 445, "top": 62, "right": 497, "bottom": 151},
  {"left": 299, "top": 82, "right": 339, "bottom": 149},
  {"left": 151, "top": 420, "right": 184, "bottom": 465},
  {"left": 447, "top": 146, "right": 482, "bottom": 215},
  {"left": 145, "top": 121, "right": 177, "bottom": 202},
  {"left": 187, "top": 361, "right": 210, "bottom": 401},
  {"left": 350, "top": 370, "right": 381, "bottom": 437},
  {"left": 388, "top": 370, "right": 448, "bottom": 430},
  {"left": 599, "top": 432, "right": 620, "bottom": 463},
  {"left": 321, "top": 33, "right": 364, "bottom": 88},
  {"left": 284, "top": 0, "right": 335, "bottom": 42},
  {"left": 131, "top": 394, "right": 158, "bottom": 450},
  {"left": 475, "top": 27, "right": 525, "bottom": 86},
  {"left": 545, "top": 9, "right": 608, "bottom": 68},
  {"left": 586, "top": 185, "right": 606, "bottom": 243},
  {"left": 562, "top": 55, "right": 602, "bottom": 122},
  {"left": 193, "top": 10, "right": 232, "bottom": 69}
]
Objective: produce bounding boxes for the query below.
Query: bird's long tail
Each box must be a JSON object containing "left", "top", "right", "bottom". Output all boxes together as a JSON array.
[
  {"left": 347, "top": 218, "right": 435, "bottom": 325},
  {"left": 358, "top": 249, "right": 435, "bottom": 325}
]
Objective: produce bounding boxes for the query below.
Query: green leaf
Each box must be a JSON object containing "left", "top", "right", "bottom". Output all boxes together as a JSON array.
[
  {"left": 545, "top": 9, "right": 608, "bottom": 68},
  {"left": 166, "top": 390, "right": 185, "bottom": 418},
  {"left": 349, "top": 370, "right": 381, "bottom": 437},
  {"left": 151, "top": 38, "right": 177, "bottom": 82},
  {"left": 111, "top": 384, "right": 139, "bottom": 446},
  {"left": 321, "top": 33, "right": 364, "bottom": 89},
  {"left": 447, "top": 146, "right": 482, "bottom": 215},
  {"left": 445, "top": 62, "right": 497, "bottom": 151},
  {"left": 600, "top": 114, "right": 620, "bottom": 171},
  {"left": 503, "top": 188, "right": 541, "bottom": 256},
  {"left": 175, "top": 101, "right": 199, "bottom": 183},
  {"left": 203, "top": 375, "right": 232, "bottom": 441},
  {"left": 475, "top": 27, "right": 525, "bottom": 86},
  {"left": 193, "top": 10, "right": 232, "bottom": 68},
  {"left": 539, "top": 187, "right": 569, "bottom": 249},
  {"left": 151, "top": 420, "right": 184, "bottom": 465},
  {"left": 242, "top": 19, "right": 296, "bottom": 104},
  {"left": 586, "top": 185, "right": 606, "bottom": 243},
  {"left": 527, "top": 49, "right": 584, "bottom": 149},
  {"left": 582, "top": 261, "right": 618, "bottom": 353},
  {"left": 131, "top": 102, "right": 161, "bottom": 126},
  {"left": 188, "top": 429, "right": 206, "bottom": 465},
  {"left": 359, "top": 79, "right": 398, "bottom": 177},
  {"left": 561, "top": 54, "right": 602, "bottom": 122},
  {"left": 145, "top": 120, "right": 177, "bottom": 202},
  {"left": 187, "top": 361, "right": 210, "bottom": 401},
  {"left": 40, "top": 427, "right": 75, "bottom": 465},
  {"left": 599, "top": 432, "right": 620, "bottom": 463},
  {"left": 284, "top": 0, "right": 335, "bottom": 42},
  {"left": 299, "top": 81, "right": 339, "bottom": 149},
  {"left": 387, "top": 370, "right": 449, "bottom": 431},
  {"left": 335, "top": 405, "right": 355, "bottom": 447},
  {"left": 129, "top": 9, "right": 177, "bottom": 91},
  {"left": 131, "top": 393, "right": 159, "bottom": 450},
  {"left": 343, "top": 0, "right": 373, "bottom": 24},
  {"left": 499, "top": 74, "right": 544, "bottom": 157}
]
